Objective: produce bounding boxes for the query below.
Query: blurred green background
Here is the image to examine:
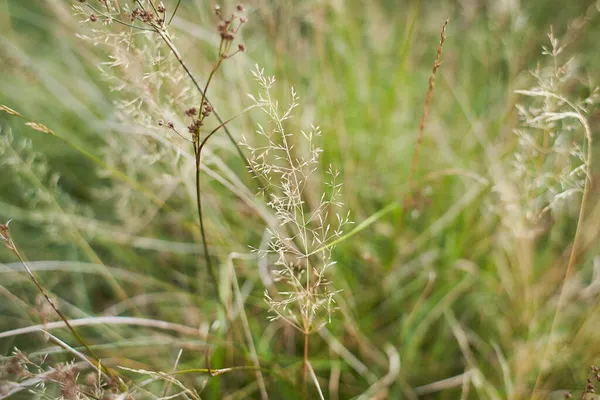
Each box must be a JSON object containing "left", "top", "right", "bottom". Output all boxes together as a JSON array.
[{"left": 1, "top": 0, "right": 600, "bottom": 398}]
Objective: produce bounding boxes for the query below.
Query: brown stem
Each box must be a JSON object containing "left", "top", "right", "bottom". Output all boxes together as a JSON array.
[
  {"left": 407, "top": 19, "right": 448, "bottom": 197},
  {"left": 1, "top": 229, "right": 129, "bottom": 395}
]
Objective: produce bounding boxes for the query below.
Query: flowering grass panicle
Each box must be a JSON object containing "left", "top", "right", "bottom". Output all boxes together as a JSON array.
[
  {"left": 0, "top": 347, "right": 117, "bottom": 399},
  {"left": 72, "top": 2, "right": 202, "bottom": 229},
  {"left": 496, "top": 28, "right": 597, "bottom": 238},
  {"left": 241, "top": 65, "right": 352, "bottom": 335}
]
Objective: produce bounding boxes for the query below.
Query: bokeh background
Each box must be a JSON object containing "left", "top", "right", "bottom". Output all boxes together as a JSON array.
[{"left": 1, "top": 0, "right": 600, "bottom": 398}]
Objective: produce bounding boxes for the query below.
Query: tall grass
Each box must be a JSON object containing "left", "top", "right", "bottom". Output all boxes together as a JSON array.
[{"left": 1, "top": 0, "right": 600, "bottom": 399}]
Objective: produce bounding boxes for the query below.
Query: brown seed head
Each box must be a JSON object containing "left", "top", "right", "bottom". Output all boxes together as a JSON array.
[
  {"left": 59, "top": 367, "right": 79, "bottom": 400},
  {"left": 140, "top": 10, "right": 154, "bottom": 23},
  {"left": 221, "top": 32, "right": 235, "bottom": 41},
  {"left": 89, "top": 14, "right": 98, "bottom": 22},
  {"left": 185, "top": 107, "right": 198, "bottom": 117},
  {"left": 0, "top": 222, "right": 12, "bottom": 249},
  {"left": 0, "top": 224, "right": 8, "bottom": 240},
  {"left": 85, "top": 372, "right": 97, "bottom": 388},
  {"left": 47, "top": 365, "right": 65, "bottom": 381},
  {"left": 188, "top": 119, "right": 203, "bottom": 134},
  {"left": 6, "top": 355, "right": 26, "bottom": 377},
  {"left": 131, "top": 8, "right": 141, "bottom": 22},
  {"left": 61, "top": 382, "right": 79, "bottom": 400},
  {"left": 202, "top": 104, "right": 213, "bottom": 117},
  {"left": 236, "top": 4, "right": 245, "bottom": 12}
]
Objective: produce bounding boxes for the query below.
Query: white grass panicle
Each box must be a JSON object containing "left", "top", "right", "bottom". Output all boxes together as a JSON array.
[
  {"left": 498, "top": 28, "right": 597, "bottom": 238},
  {"left": 72, "top": 1, "right": 208, "bottom": 233},
  {"left": 241, "top": 65, "right": 352, "bottom": 335}
]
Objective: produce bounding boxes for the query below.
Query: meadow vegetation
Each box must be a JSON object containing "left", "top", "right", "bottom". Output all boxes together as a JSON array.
[{"left": 1, "top": 0, "right": 600, "bottom": 399}]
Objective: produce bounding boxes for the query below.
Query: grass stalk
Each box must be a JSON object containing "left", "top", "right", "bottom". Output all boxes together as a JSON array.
[
  {"left": 406, "top": 19, "right": 448, "bottom": 196},
  {"left": 531, "top": 110, "right": 593, "bottom": 398},
  {"left": 0, "top": 224, "right": 129, "bottom": 395}
]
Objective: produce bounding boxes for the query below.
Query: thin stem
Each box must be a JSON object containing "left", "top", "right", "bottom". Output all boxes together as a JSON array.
[
  {"left": 303, "top": 328, "right": 309, "bottom": 391},
  {"left": 407, "top": 19, "right": 448, "bottom": 195},
  {"left": 162, "top": 349, "right": 183, "bottom": 398},
  {"left": 145, "top": 0, "right": 160, "bottom": 18},
  {"left": 1, "top": 230, "right": 128, "bottom": 394},
  {"left": 134, "top": 0, "right": 146, "bottom": 11},
  {"left": 192, "top": 110, "right": 257, "bottom": 302},
  {"left": 194, "top": 148, "right": 218, "bottom": 292},
  {"left": 198, "top": 56, "right": 224, "bottom": 122},
  {"left": 191, "top": 105, "right": 257, "bottom": 293},
  {"left": 229, "top": 255, "right": 269, "bottom": 399},
  {"left": 168, "top": 0, "right": 182, "bottom": 25},
  {"left": 165, "top": 366, "right": 265, "bottom": 376},
  {"left": 168, "top": 125, "right": 194, "bottom": 143},
  {"left": 531, "top": 112, "right": 593, "bottom": 398},
  {"left": 190, "top": 51, "right": 228, "bottom": 295}
]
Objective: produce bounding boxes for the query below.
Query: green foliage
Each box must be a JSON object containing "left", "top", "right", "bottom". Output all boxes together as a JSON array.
[{"left": 1, "top": 0, "right": 600, "bottom": 399}]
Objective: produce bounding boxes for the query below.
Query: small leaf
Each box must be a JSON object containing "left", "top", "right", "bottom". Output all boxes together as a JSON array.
[
  {"left": 25, "top": 122, "right": 55, "bottom": 136},
  {"left": 0, "top": 105, "right": 23, "bottom": 117}
]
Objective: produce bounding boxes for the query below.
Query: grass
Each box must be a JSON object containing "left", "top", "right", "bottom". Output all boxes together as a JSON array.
[{"left": 1, "top": 0, "right": 600, "bottom": 399}]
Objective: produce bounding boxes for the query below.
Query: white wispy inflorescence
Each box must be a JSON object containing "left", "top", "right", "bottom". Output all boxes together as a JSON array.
[
  {"left": 241, "top": 65, "right": 352, "bottom": 333},
  {"left": 495, "top": 28, "right": 597, "bottom": 237},
  {"left": 73, "top": 2, "right": 203, "bottom": 234}
]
